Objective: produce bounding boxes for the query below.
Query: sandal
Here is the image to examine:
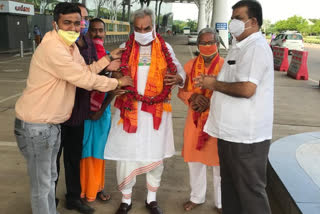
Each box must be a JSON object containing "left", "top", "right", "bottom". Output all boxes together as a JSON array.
[
  {"left": 183, "top": 201, "right": 202, "bottom": 211},
  {"left": 96, "top": 191, "right": 111, "bottom": 202}
]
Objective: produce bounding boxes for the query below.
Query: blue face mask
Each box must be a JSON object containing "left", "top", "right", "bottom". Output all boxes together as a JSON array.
[{"left": 80, "top": 20, "right": 89, "bottom": 35}]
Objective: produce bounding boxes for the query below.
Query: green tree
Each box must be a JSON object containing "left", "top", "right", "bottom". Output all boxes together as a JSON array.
[
  {"left": 186, "top": 19, "right": 197, "bottom": 32},
  {"left": 311, "top": 20, "right": 320, "bottom": 34},
  {"left": 173, "top": 20, "right": 187, "bottom": 33},
  {"left": 274, "top": 15, "right": 309, "bottom": 34},
  {"left": 268, "top": 24, "right": 277, "bottom": 34},
  {"left": 274, "top": 20, "right": 287, "bottom": 32},
  {"left": 287, "top": 15, "right": 308, "bottom": 32}
]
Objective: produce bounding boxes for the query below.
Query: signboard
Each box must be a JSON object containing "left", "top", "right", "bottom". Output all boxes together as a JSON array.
[
  {"left": 0, "top": 1, "right": 34, "bottom": 16},
  {"left": 215, "top": 22, "right": 228, "bottom": 30}
]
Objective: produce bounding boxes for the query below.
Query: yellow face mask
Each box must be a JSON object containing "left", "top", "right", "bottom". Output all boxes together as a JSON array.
[{"left": 56, "top": 25, "right": 80, "bottom": 46}]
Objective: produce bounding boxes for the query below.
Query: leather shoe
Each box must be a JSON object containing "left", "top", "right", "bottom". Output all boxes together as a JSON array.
[
  {"left": 66, "top": 199, "right": 95, "bottom": 214},
  {"left": 214, "top": 207, "right": 222, "bottom": 214},
  {"left": 145, "top": 201, "right": 163, "bottom": 214},
  {"left": 115, "top": 203, "right": 132, "bottom": 214}
]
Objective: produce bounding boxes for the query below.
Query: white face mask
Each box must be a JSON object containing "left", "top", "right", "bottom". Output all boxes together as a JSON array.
[
  {"left": 229, "top": 19, "right": 251, "bottom": 37},
  {"left": 134, "top": 30, "right": 154, "bottom": 45}
]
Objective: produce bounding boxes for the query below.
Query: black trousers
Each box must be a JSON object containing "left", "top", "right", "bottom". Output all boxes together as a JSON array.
[
  {"left": 218, "top": 139, "right": 271, "bottom": 214},
  {"left": 56, "top": 123, "right": 84, "bottom": 200}
]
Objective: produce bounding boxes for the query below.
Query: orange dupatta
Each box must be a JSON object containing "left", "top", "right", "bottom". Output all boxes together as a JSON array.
[
  {"left": 114, "top": 37, "right": 172, "bottom": 133},
  {"left": 187, "top": 54, "right": 224, "bottom": 150}
]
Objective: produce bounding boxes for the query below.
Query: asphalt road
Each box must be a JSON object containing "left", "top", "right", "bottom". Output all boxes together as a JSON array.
[{"left": 304, "top": 45, "right": 320, "bottom": 82}]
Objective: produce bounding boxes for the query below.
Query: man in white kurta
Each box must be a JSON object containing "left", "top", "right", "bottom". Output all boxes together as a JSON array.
[{"left": 104, "top": 8, "right": 185, "bottom": 214}]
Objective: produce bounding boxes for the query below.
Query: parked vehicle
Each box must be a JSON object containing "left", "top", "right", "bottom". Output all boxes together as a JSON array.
[
  {"left": 187, "top": 32, "right": 198, "bottom": 45},
  {"left": 270, "top": 31, "right": 304, "bottom": 53},
  {"left": 183, "top": 27, "right": 191, "bottom": 35}
]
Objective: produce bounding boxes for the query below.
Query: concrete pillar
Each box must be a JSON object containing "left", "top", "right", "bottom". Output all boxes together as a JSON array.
[
  {"left": 212, "top": 0, "right": 229, "bottom": 49},
  {"left": 128, "top": 0, "right": 131, "bottom": 22},
  {"left": 197, "top": 0, "right": 207, "bottom": 32}
]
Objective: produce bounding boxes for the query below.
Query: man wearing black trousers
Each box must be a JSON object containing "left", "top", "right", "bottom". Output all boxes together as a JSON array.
[{"left": 194, "top": 1, "right": 274, "bottom": 214}]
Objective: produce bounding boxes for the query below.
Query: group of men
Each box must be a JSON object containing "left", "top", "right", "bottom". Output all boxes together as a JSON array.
[{"left": 14, "top": 1, "right": 274, "bottom": 214}]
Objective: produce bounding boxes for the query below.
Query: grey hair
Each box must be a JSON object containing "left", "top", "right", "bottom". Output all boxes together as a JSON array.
[
  {"left": 196, "top": 28, "right": 219, "bottom": 45},
  {"left": 130, "top": 8, "right": 155, "bottom": 26}
]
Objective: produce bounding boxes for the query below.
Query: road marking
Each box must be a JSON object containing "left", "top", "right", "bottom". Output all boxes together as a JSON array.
[
  {"left": 0, "top": 58, "right": 25, "bottom": 64},
  {"left": 309, "top": 78, "right": 319, "bottom": 84},
  {"left": 0, "top": 93, "right": 22, "bottom": 104},
  {"left": 188, "top": 46, "right": 195, "bottom": 58},
  {"left": 0, "top": 79, "right": 26, "bottom": 83},
  {"left": 1, "top": 68, "right": 23, "bottom": 72},
  {"left": 0, "top": 141, "right": 16, "bottom": 147}
]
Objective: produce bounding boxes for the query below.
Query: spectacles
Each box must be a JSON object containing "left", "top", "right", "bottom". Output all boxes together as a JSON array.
[{"left": 198, "top": 41, "right": 216, "bottom": 45}]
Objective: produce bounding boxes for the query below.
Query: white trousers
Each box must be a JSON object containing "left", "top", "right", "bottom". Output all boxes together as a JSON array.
[
  {"left": 117, "top": 161, "right": 164, "bottom": 198},
  {"left": 188, "top": 162, "right": 222, "bottom": 208}
]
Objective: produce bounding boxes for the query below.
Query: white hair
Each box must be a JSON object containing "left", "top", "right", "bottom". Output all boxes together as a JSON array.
[
  {"left": 197, "top": 27, "right": 219, "bottom": 44},
  {"left": 130, "top": 8, "right": 155, "bottom": 26}
]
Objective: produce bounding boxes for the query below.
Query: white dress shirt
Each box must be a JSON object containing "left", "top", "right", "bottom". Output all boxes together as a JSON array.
[{"left": 204, "top": 32, "right": 274, "bottom": 144}]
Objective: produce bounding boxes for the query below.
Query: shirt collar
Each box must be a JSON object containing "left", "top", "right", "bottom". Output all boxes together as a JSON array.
[{"left": 234, "top": 31, "right": 262, "bottom": 49}]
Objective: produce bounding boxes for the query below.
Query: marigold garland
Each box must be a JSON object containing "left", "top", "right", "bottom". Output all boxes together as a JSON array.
[{"left": 119, "top": 33, "right": 177, "bottom": 109}]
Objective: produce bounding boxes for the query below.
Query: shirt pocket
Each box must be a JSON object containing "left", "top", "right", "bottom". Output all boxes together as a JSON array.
[{"left": 225, "top": 64, "right": 238, "bottom": 82}]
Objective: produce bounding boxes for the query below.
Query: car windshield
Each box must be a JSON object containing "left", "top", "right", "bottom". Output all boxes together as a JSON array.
[{"left": 285, "top": 34, "right": 303, "bottom": 40}]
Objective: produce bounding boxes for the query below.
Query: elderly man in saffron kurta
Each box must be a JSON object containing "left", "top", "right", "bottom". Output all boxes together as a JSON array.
[
  {"left": 104, "top": 8, "right": 185, "bottom": 214},
  {"left": 178, "top": 28, "right": 224, "bottom": 214}
]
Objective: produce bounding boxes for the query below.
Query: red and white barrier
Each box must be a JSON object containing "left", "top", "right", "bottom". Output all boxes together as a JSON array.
[
  {"left": 287, "top": 50, "right": 308, "bottom": 80},
  {"left": 272, "top": 47, "right": 289, "bottom": 72}
]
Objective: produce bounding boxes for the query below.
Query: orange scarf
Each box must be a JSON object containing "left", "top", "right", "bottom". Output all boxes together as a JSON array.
[
  {"left": 114, "top": 37, "right": 172, "bottom": 133},
  {"left": 187, "top": 54, "right": 223, "bottom": 150}
]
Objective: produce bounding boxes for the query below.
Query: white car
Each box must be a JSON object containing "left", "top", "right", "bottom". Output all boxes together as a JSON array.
[
  {"left": 187, "top": 32, "right": 198, "bottom": 45},
  {"left": 270, "top": 31, "right": 304, "bottom": 53}
]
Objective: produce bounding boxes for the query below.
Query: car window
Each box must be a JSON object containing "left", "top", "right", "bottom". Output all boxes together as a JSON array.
[
  {"left": 275, "top": 34, "right": 283, "bottom": 40},
  {"left": 286, "top": 34, "right": 303, "bottom": 40}
]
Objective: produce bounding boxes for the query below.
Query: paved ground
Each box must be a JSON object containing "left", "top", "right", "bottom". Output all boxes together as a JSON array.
[{"left": 0, "top": 35, "right": 320, "bottom": 214}]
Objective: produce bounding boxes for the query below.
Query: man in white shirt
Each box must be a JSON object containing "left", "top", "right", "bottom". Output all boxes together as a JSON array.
[
  {"left": 194, "top": 1, "right": 273, "bottom": 214},
  {"left": 104, "top": 8, "right": 185, "bottom": 214}
]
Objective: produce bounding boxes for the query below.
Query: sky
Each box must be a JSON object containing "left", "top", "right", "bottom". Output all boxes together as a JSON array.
[{"left": 172, "top": 0, "right": 320, "bottom": 23}]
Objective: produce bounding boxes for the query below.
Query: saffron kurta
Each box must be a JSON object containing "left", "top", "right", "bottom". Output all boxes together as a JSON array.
[{"left": 178, "top": 57, "right": 224, "bottom": 166}]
